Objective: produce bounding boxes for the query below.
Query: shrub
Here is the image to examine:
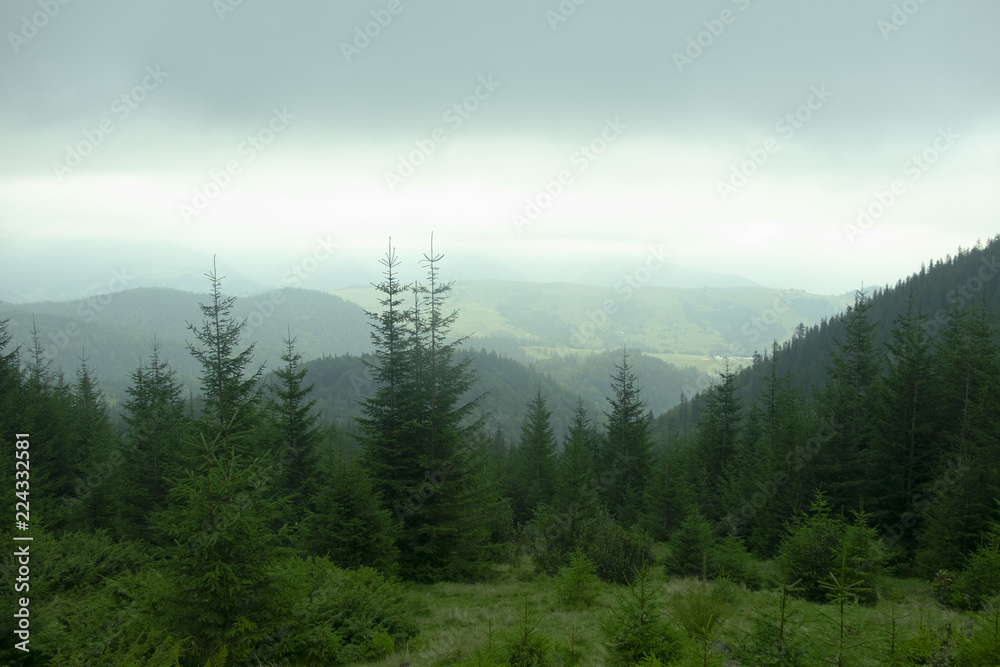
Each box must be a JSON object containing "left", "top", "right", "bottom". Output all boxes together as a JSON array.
[
  {"left": 33, "top": 568, "right": 181, "bottom": 667},
  {"left": 600, "top": 566, "right": 682, "bottom": 666},
  {"left": 505, "top": 597, "right": 551, "bottom": 667},
  {"left": 733, "top": 615, "right": 808, "bottom": 667},
  {"left": 665, "top": 507, "right": 716, "bottom": 578},
  {"left": 258, "top": 556, "right": 421, "bottom": 664},
  {"left": 776, "top": 493, "right": 886, "bottom": 605},
  {"left": 930, "top": 569, "right": 959, "bottom": 608},
  {"left": 712, "top": 534, "right": 763, "bottom": 590},
  {"left": 950, "top": 596, "right": 1000, "bottom": 667},
  {"left": 949, "top": 533, "right": 1000, "bottom": 611},
  {"left": 555, "top": 549, "right": 600, "bottom": 608},
  {"left": 775, "top": 494, "right": 843, "bottom": 603},
  {"left": 582, "top": 506, "right": 654, "bottom": 585},
  {"left": 523, "top": 505, "right": 576, "bottom": 576}
]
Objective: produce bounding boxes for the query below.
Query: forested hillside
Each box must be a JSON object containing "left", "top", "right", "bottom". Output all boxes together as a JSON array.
[{"left": 0, "top": 240, "right": 997, "bottom": 666}]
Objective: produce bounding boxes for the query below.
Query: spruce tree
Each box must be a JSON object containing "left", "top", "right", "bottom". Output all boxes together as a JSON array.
[
  {"left": 268, "top": 330, "right": 324, "bottom": 511},
  {"left": 555, "top": 401, "right": 597, "bottom": 517},
  {"left": 156, "top": 265, "right": 288, "bottom": 662},
  {"left": 816, "top": 290, "right": 880, "bottom": 510},
  {"left": 302, "top": 452, "right": 399, "bottom": 575},
  {"left": 65, "top": 354, "right": 119, "bottom": 532},
  {"left": 185, "top": 259, "right": 265, "bottom": 448},
  {"left": 510, "top": 388, "right": 558, "bottom": 522},
  {"left": 696, "top": 358, "right": 743, "bottom": 520},
  {"left": 868, "top": 293, "right": 936, "bottom": 553},
  {"left": 359, "top": 238, "right": 508, "bottom": 581},
  {"left": 117, "top": 341, "right": 189, "bottom": 541},
  {"left": 599, "top": 350, "right": 653, "bottom": 527}
]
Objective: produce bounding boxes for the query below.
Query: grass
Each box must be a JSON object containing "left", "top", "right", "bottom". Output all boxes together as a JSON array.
[{"left": 344, "top": 554, "right": 967, "bottom": 667}]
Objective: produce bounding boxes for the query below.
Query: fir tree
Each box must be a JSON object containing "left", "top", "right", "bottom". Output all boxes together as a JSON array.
[
  {"left": 510, "top": 388, "right": 558, "bottom": 522},
  {"left": 599, "top": 350, "right": 653, "bottom": 527},
  {"left": 268, "top": 330, "right": 324, "bottom": 511},
  {"left": 118, "top": 341, "right": 189, "bottom": 541},
  {"left": 185, "top": 259, "right": 265, "bottom": 449},
  {"left": 555, "top": 401, "right": 597, "bottom": 517}
]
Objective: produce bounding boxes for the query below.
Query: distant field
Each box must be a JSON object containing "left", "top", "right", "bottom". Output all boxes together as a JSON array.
[{"left": 332, "top": 280, "right": 849, "bottom": 363}]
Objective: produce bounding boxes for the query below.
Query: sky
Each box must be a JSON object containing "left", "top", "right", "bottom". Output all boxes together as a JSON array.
[{"left": 1, "top": 0, "right": 998, "bottom": 295}]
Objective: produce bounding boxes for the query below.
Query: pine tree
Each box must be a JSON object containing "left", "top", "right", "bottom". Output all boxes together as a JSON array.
[
  {"left": 302, "top": 452, "right": 399, "bottom": 575},
  {"left": 867, "top": 292, "right": 936, "bottom": 553},
  {"left": 155, "top": 264, "right": 289, "bottom": 662},
  {"left": 185, "top": 259, "right": 265, "bottom": 448},
  {"left": 65, "top": 354, "right": 119, "bottom": 532},
  {"left": 916, "top": 300, "right": 1000, "bottom": 573},
  {"left": 696, "top": 358, "right": 743, "bottom": 520},
  {"left": 360, "top": 238, "right": 508, "bottom": 581},
  {"left": 510, "top": 388, "right": 558, "bottom": 522},
  {"left": 816, "top": 290, "right": 880, "bottom": 510},
  {"left": 599, "top": 350, "right": 653, "bottom": 527},
  {"left": 555, "top": 401, "right": 597, "bottom": 517},
  {"left": 268, "top": 330, "right": 324, "bottom": 511},
  {"left": 118, "top": 341, "right": 189, "bottom": 541}
]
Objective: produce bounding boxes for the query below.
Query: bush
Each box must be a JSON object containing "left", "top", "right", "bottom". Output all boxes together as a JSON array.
[
  {"left": 949, "top": 533, "right": 1000, "bottom": 611},
  {"left": 733, "top": 614, "right": 808, "bottom": 667},
  {"left": 931, "top": 569, "right": 960, "bottom": 608},
  {"left": 950, "top": 596, "right": 1000, "bottom": 667},
  {"left": 665, "top": 507, "right": 716, "bottom": 578},
  {"left": 775, "top": 494, "right": 843, "bottom": 603},
  {"left": 712, "top": 535, "right": 763, "bottom": 590},
  {"left": 258, "top": 556, "right": 421, "bottom": 664},
  {"left": 555, "top": 549, "right": 600, "bottom": 608},
  {"left": 776, "top": 493, "right": 886, "bottom": 605},
  {"left": 670, "top": 583, "right": 730, "bottom": 641},
  {"left": 600, "top": 566, "right": 682, "bottom": 666},
  {"left": 33, "top": 568, "right": 181, "bottom": 667},
  {"left": 582, "top": 506, "right": 654, "bottom": 585},
  {"left": 523, "top": 505, "right": 577, "bottom": 576},
  {"left": 505, "top": 597, "right": 551, "bottom": 667}
]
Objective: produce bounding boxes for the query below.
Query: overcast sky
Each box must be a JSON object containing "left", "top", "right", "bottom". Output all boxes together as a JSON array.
[{"left": 1, "top": 0, "right": 998, "bottom": 294}]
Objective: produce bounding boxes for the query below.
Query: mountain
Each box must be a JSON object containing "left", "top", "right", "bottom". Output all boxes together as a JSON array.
[
  {"left": 0, "top": 287, "right": 371, "bottom": 401},
  {"left": 0, "top": 240, "right": 269, "bottom": 303},
  {"left": 655, "top": 235, "right": 1000, "bottom": 433},
  {"left": 333, "top": 279, "right": 850, "bottom": 368}
]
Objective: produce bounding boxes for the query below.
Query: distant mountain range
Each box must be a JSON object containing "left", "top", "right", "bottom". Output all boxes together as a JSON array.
[
  {"left": 0, "top": 277, "right": 851, "bottom": 433},
  {"left": 0, "top": 238, "right": 776, "bottom": 305}
]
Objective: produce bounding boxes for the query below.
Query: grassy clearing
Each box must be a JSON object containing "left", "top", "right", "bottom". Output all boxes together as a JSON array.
[{"left": 347, "top": 554, "right": 971, "bottom": 667}]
